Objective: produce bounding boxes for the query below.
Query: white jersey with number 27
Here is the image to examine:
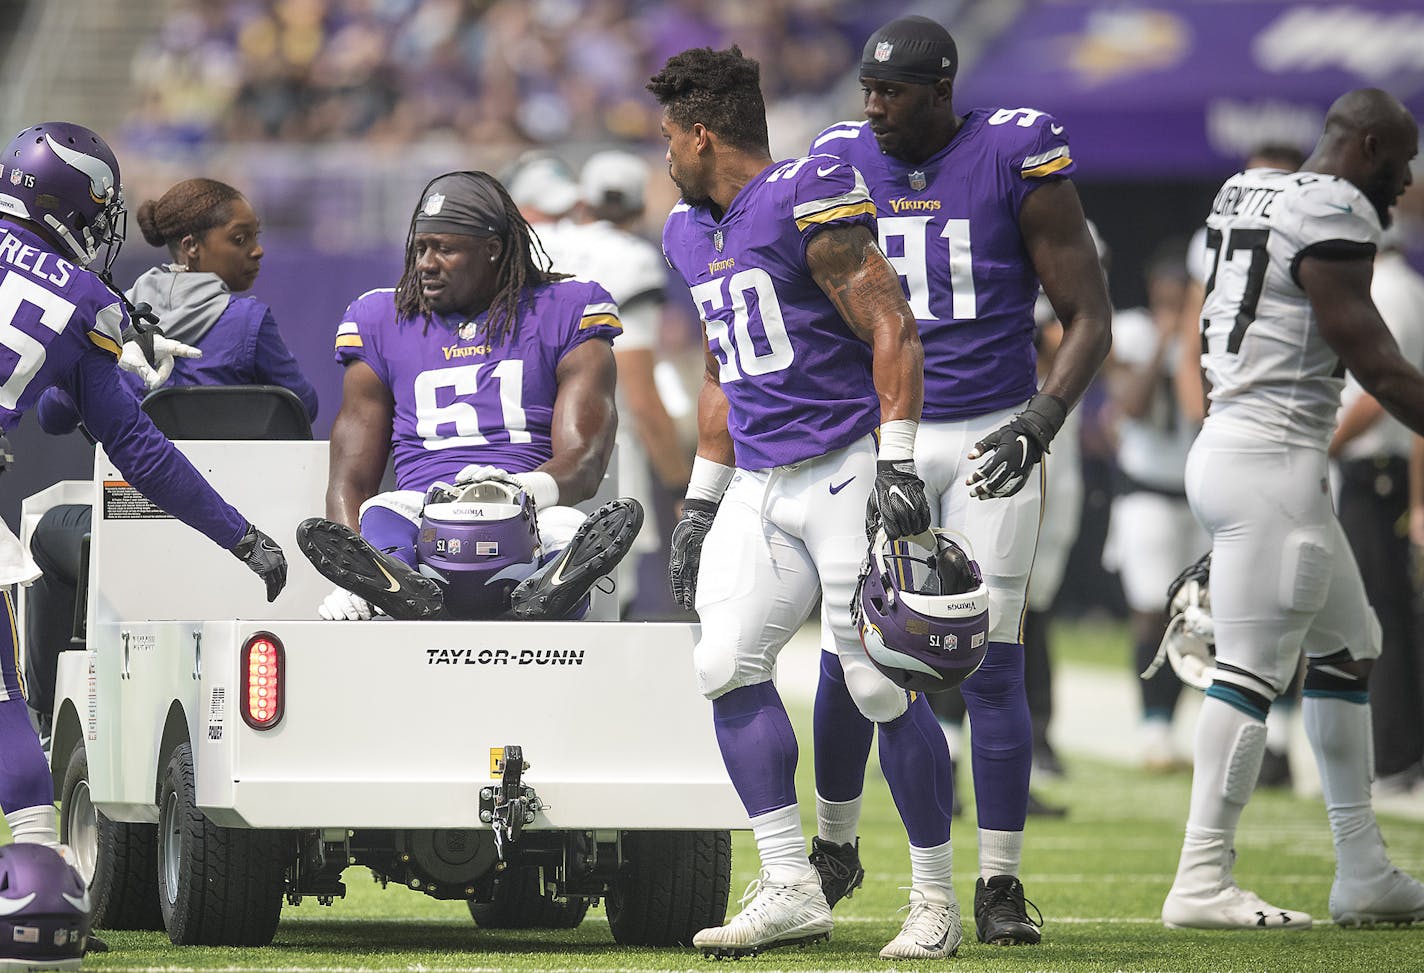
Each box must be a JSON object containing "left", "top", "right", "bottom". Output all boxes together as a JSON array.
[{"left": 1199, "top": 168, "right": 1380, "bottom": 449}]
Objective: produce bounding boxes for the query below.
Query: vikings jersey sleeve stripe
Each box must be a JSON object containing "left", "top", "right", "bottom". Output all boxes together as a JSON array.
[
  {"left": 1021, "top": 146, "right": 1072, "bottom": 179},
  {"left": 811, "top": 122, "right": 864, "bottom": 149},
  {"left": 794, "top": 200, "right": 878, "bottom": 232},
  {"left": 579, "top": 300, "right": 622, "bottom": 333},
  {"left": 87, "top": 330, "right": 120, "bottom": 356}
]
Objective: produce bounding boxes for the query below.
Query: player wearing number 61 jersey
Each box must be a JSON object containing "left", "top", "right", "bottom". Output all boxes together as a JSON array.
[
  {"left": 1163, "top": 89, "right": 1424, "bottom": 930},
  {"left": 804, "top": 15, "right": 1112, "bottom": 946},
  {"left": 309, "top": 170, "right": 643, "bottom": 623},
  {"left": 652, "top": 45, "right": 962, "bottom": 961}
]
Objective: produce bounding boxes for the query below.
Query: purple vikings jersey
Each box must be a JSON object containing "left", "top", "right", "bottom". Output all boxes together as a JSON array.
[
  {"left": 812, "top": 108, "right": 1075, "bottom": 420},
  {"left": 662, "top": 158, "right": 881, "bottom": 470},
  {"left": 0, "top": 220, "right": 247, "bottom": 548},
  {"left": 335, "top": 279, "right": 620, "bottom": 492}
]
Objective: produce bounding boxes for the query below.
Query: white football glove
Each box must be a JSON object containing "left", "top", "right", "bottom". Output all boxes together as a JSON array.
[
  {"left": 118, "top": 332, "right": 202, "bottom": 390},
  {"left": 454, "top": 464, "right": 513, "bottom": 485},
  {"left": 317, "top": 587, "right": 374, "bottom": 621}
]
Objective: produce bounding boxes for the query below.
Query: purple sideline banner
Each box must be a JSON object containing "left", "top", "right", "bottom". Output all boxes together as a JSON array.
[{"left": 954, "top": 0, "right": 1424, "bottom": 178}]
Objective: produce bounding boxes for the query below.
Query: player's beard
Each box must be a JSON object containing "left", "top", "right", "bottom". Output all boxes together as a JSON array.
[{"left": 669, "top": 168, "right": 710, "bottom": 208}]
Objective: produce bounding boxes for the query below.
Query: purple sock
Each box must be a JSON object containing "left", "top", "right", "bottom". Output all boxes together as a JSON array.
[
  {"left": 878, "top": 693, "right": 954, "bottom": 847},
  {"left": 813, "top": 651, "right": 874, "bottom": 802},
  {"left": 960, "top": 642, "right": 1031, "bottom": 831},
  {"left": 712, "top": 682, "right": 799, "bottom": 817},
  {"left": 358, "top": 505, "right": 419, "bottom": 568},
  {"left": 0, "top": 699, "right": 54, "bottom": 811}
]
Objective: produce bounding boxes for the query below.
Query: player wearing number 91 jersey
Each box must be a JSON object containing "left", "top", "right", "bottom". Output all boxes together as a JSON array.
[{"left": 803, "top": 15, "right": 1112, "bottom": 948}]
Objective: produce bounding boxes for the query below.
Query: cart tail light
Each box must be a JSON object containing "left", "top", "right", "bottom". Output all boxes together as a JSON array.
[{"left": 241, "top": 632, "right": 284, "bottom": 730}]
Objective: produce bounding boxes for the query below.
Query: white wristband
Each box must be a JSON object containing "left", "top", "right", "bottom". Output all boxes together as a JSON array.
[
  {"left": 685, "top": 455, "right": 734, "bottom": 505},
  {"left": 512, "top": 471, "right": 560, "bottom": 510},
  {"left": 878, "top": 418, "right": 918, "bottom": 463}
]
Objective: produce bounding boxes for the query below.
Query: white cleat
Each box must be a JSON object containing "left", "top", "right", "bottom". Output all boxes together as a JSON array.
[
  {"left": 1331, "top": 867, "right": 1424, "bottom": 927},
  {"left": 1163, "top": 884, "right": 1311, "bottom": 930},
  {"left": 880, "top": 885, "right": 962, "bottom": 960},
  {"left": 692, "top": 873, "right": 833, "bottom": 959}
]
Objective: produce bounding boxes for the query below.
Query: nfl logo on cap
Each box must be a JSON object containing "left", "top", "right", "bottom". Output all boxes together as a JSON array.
[
  {"left": 874, "top": 41, "right": 893, "bottom": 62},
  {"left": 423, "top": 192, "right": 445, "bottom": 216}
]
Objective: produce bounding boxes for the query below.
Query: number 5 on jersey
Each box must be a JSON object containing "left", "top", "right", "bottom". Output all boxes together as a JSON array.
[{"left": 691, "top": 268, "right": 794, "bottom": 379}]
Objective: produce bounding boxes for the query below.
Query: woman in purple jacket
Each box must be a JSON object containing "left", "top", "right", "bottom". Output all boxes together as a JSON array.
[{"left": 26, "top": 179, "right": 318, "bottom": 726}]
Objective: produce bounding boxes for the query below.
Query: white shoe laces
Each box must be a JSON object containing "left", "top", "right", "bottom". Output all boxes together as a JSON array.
[
  {"left": 721, "top": 872, "right": 817, "bottom": 938},
  {"left": 891, "top": 886, "right": 956, "bottom": 943}
]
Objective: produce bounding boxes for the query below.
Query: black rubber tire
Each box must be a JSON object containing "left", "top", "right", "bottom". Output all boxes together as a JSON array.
[
  {"left": 468, "top": 866, "right": 590, "bottom": 929},
  {"left": 60, "top": 746, "right": 165, "bottom": 930},
  {"left": 606, "top": 830, "right": 731, "bottom": 947},
  {"left": 156, "top": 742, "right": 290, "bottom": 946}
]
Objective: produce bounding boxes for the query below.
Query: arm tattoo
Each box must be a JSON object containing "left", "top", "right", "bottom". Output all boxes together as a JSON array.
[{"left": 807, "top": 224, "right": 907, "bottom": 343}]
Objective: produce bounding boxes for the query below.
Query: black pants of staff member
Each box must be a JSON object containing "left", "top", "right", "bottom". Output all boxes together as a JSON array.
[
  {"left": 24, "top": 503, "right": 91, "bottom": 720},
  {"left": 1337, "top": 455, "right": 1424, "bottom": 780}
]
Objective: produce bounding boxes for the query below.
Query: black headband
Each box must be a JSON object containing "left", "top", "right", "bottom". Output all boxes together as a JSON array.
[
  {"left": 860, "top": 15, "right": 958, "bottom": 85},
  {"left": 413, "top": 171, "right": 508, "bottom": 237}
]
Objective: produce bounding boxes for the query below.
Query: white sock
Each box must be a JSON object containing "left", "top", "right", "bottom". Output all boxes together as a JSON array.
[
  {"left": 1303, "top": 694, "right": 1390, "bottom": 880},
  {"left": 940, "top": 720, "right": 964, "bottom": 762},
  {"left": 750, "top": 805, "right": 817, "bottom": 885},
  {"left": 815, "top": 793, "right": 861, "bottom": 848},
  {"left": 978, "top": 829, "right": 1023, "bottom": 879},
  {"left": 1265, "top": 703, "right": 1291, "bottom": 753},
  {"left": 4, "top": 804, "right": 59, "bottom": 846},
  {"left": 909, "top": 838, "right": 954, "bottom": 898},
  {"left": 1185, "top": 696, "right": 1265, "bottom": 834}
]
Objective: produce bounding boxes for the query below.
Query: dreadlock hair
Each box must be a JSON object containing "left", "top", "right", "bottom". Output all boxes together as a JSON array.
[
  {"left": 135, "top": 178, "right": 244, "bottom": 259},
  {"left": 646, "top": 45, "right": 770, "bottom": 155},
  {"left": 393, "top": 172, "right": 569, "bottom": 346}
]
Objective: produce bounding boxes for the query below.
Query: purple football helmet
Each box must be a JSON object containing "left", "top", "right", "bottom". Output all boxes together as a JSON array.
[
  {"left": 855, "top": 528, "right": 989, "bottom": 693},
  {"left": 0, "top": 843, "right": 90, "bottom": 970},
  {"left": 0, "top": 122, "right": 126, "bottom": 272},
  {"left": 418, "top": 477, "right": 542, "bottom": 619}
]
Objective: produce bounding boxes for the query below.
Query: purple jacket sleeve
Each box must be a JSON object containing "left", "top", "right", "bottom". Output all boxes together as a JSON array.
[
  {"left": 252, "top": 308, "right": 319, "bottom": 421},
  {"left": 35, "top": 387, "right": 82, "bottom": 435},
  {"left": 69, "top": 352, "right": 249, "bottom": 550}
]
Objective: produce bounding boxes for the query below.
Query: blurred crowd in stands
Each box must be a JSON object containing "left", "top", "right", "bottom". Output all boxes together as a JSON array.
[{"left": 123, "top": 0, "right": 912, "bottom": 149}]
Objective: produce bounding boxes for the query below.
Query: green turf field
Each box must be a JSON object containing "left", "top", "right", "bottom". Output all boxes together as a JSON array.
[{"left": 13, "top": 621, "right": 1424, "bottom": 972}]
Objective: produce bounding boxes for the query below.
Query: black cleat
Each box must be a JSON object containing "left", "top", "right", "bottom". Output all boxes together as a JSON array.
[
  {"left": 296, "top": 518, "right": 444, "bottom": 620},
  {"left": 1026, "top": 791, "right": 1068, "bottom": 818},
  {"left": 809, "top": 837, "right": 864, "bottom": 909},
  {"left": 507, "top": 498, "right": 643, "bottom": 620},
  {"left": 975, "top": 874, "right": 1043, "bottom": 945},
  {"left": 85, "top": 933, "right": 109, "bottom": 953}
]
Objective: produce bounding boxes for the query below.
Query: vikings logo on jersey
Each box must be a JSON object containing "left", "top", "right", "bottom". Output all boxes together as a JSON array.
[
  {"left": 334, "top": 280, "right": 620, "bottom": 492},
  {"left": 810, "top": 108, "right": 1075, "bottom": 422},
  {"left": 662, "top": 156, "right": 882, "bottom": 471}
]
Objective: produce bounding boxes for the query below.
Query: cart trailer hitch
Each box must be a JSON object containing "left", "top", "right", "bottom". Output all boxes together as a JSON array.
[{"left": 480, "top": 745, "right": 543, "bottom": 860}]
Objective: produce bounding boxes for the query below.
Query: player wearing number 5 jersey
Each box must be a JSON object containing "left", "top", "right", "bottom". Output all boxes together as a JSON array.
[
  {"left": 1163, "top": 88, "right": 1424, "bottom": 930},
  {"left": 0, "top": 122, "right": 287, "bottom": 862},
  {"left": 651, "top": 46, "right": 960, "bottom": 961},
  {"left": 805, "top": 15, "right": 1112, "bottom": 945},
  {"left": 303, "top": 170, "right": 643, "bottom": 623}
]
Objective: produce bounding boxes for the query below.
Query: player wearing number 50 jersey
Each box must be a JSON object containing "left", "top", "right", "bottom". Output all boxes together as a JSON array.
[
  {"left": 805, "top": 15, "right": 1112, "bottom": 946},
  {"left": 651, "top": 46, "right": 961, "bottom": 961},
  {"left": 1163, "top": 88, "right": 1424, "bottom": 930}
]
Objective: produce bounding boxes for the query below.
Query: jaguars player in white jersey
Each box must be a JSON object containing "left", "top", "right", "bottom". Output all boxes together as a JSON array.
[{"left": 1164, "top": 87, "right": 1424, "bottom": 930}]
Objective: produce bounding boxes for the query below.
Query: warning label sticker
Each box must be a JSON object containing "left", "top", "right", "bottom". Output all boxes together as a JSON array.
[{"left": 102, "top": 481, "right": 173, "bottom": 521}]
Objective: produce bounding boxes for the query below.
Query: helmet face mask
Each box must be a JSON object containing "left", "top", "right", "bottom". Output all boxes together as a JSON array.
[
  {"left": 418, "top": 478, "right": 542, "bottom": 619},
  {"left": 854, "top": 528, "right": 990, "bottom": 693},
  {"left": 1147, "top": 551, "right": 1215, "bottom": 690},
  {"left": 0, "top": 843, "right": 91, "bottom": 969},
  {"left": 0, "top": 122, "right": 127, "bottom": 271}
]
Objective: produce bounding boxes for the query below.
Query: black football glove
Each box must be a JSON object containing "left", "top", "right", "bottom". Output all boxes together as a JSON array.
[
  {"left": 668, "top": 499, "right": 717, "bottom": 612},
  {"left": 867, "top": 459, "right": 931, "bottom": 540},
  {"left": 232, "top": 524, "right": 288, "bottom": 602},
  {"left": 966, "top": 392, "right": 1068, "bottom": 500}
]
